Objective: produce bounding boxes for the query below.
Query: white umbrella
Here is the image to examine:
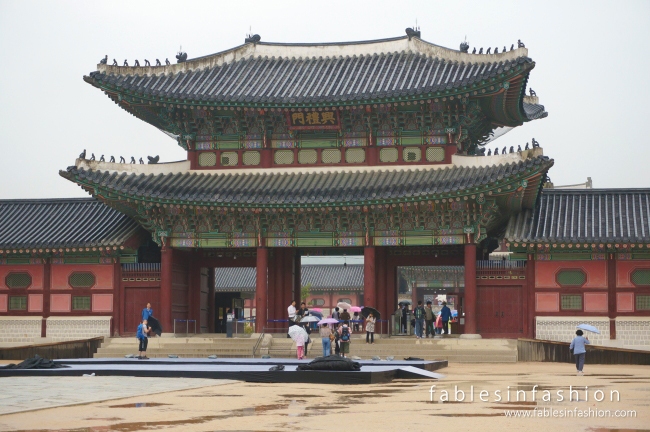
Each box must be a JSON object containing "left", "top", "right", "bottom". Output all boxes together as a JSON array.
[
  {"left": 288, "top": 325, "right": 309, "bottom": 343},
  {"left": 337, "top": 301, "right": 352, "bottom": 311},
  {"left": 576, "top": 324, "right": 600, "bottom": 334},
  {"left": 299, "top": 315, "right": 320, "bottom": 323}
]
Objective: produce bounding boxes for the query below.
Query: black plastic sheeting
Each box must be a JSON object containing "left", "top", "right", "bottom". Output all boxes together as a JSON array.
[
  {"left": 2, "top": 355, "right": 68, "bottom": 369},
  {"left": 297, "top": 355, "right": 361, "bottom": 371},
  {"left": 0, "top": 364, "right": 394, "bottom": 384}
]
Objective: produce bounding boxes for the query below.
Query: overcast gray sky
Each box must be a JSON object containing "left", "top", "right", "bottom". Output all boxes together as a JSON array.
[{"left": 1, "top": 0, "right": 649, "bottom": 199}]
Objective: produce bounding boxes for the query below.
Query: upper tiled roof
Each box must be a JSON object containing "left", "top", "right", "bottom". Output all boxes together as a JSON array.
[
  {"left": 0, "top": 198, "right": 141, "bottom": 249},
  {"left": 505, "top": 189, "right": 650, "bottom": 243},
  {"left": 61, "top": 155, "right": 553, "bottom": 207},
  {"left": 214, "top": 264, "right": 363, "bottom": 292},
  {"left": 86, "top": 36, "right": 535, "bottom": 107}
]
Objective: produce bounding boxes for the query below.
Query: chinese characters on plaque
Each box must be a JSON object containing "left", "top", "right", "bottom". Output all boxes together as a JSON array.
[{"left": 286, "top": 110, "right": 340, "bottom": 130}]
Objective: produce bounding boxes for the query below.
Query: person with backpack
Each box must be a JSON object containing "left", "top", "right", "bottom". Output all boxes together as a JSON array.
[
  {"left": 413, "top": 301, "right": 425, "bottom": 339},
  {"left": 338, "top": 321, "right": 352, "bottom": 358}
]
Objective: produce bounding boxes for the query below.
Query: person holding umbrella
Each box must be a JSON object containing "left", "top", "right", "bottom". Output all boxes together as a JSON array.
[
  {"left": 288, "top": 325, "right": 309, "bottom": 360},
  {"left": 136, "top": 319, "right": 151, "bottom": 360},
  {"left": 570, "top": 329, "right": 591, "bottom": 375},
  {"left": 365, "top": 312, "right": 376, "bottom": 344}
]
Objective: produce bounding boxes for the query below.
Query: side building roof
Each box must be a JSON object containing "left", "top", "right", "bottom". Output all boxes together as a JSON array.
[
  {"left": 214, "top": 264, "right": 363, "bottom": 292},
  {"left": 0, "top": 198, "right": 142, "bottom": 249},
  {"left": 505, "top": 189, "right": 650, "bottom": 244}
]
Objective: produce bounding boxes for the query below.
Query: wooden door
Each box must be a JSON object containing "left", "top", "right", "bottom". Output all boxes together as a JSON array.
[
  {"left": 499, "top": 288, "right": 523, "bottom": 333},
  {"left": 124, "top": 287, "right": 160, "bottom": 335},
  {"left": 477, "top": 287, "right": 500, "bottom": 333}
]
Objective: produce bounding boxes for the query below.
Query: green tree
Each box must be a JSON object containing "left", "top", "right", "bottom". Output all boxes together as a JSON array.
[{"left": 301, "top": 283, "right": 312, "bottom": 303}]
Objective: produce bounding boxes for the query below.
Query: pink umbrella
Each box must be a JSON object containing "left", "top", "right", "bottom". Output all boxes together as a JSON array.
[
  {"left": 318, "top": 318, "right": 339, "bottom": 325},
  {"left": 310, "top": 308, "right": 322, "bottom": 313},
  {"left": 350, "top": 306, "right": 362, "bottom": 313}
]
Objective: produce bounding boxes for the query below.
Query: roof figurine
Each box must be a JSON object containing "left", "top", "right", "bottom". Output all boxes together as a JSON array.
[
  {"left": 90, "top": 153, "right": 95, "bottom": 161},
  {"left": 472, "top": 47, "right": 476, "bottom": 54},
  {"left": 460, "top": 40, "right": 469, "bottom": 53},
  {"left": 165, "top": 58, "right": 170, "bottom": 65},
  {"left": 112, "top": 58, "right": 117, "bottom": 66},
  {"left": 100, "top": 155, "right": 105, "bottom": 162},
  {"left": 109, "top": 155, "right": 115, "bottom": 163},
  {"left": 79, "top": 149, "right": 86, "bottom": 159},
  {"left": 123, "top": 59, "right": 128, "bottom": 66},
  {"left": 139, "top": 157, "right": 144, "bottom": 164},
  {"left": 244, "top": 33, "right": 261, "bottom": 44},
  {"left": 176, "top": 48, "right": 187, "bottom": 63},
  {"left": 99, "top": 55, "right": 107, "bottom": 64},
  {"left": 147, "top": 155, "right": 160, "bottom": 164},
  {"left": 405, "top": 27, "right": 420, "bottom": 40},
  {"left": 510, "top": 44, "right": 514, "bottom": 51},
  {"left": 518, "top": 39, "right": 525, "bottom": 48},
  {"left": 134, "top": 59, "right": 140, "bottom": 67},
  {"left": 529, "top": 88, "right": 537, "bottom": 97},
  {"left": 155, "top": 59, "right": 161, "bottom": 66},
  {"left": 144, "top": 59, "right": 150, "bottom": 66},
  {"left": 130, "top": 156, "right": 136, "bottom": 164},
  {"left": 478, "top": 47, "right": 483, "bottom": 54},
  {"left": 517, "top": 145, "right": 522, "bottom": 152},
  {"left": 119, "top": 156, "right": 125, "bottom": 163},
  {"left": 532, "top": 138, "right": 540, "bottom": 148}
]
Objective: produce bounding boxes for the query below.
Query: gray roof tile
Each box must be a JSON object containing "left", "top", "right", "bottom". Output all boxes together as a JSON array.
[
  {"left": 505, "top": 189, "right": 650, "bottom": 243},
  {"left": 0, "top": 198, "right": 141, "bottom": 249}
]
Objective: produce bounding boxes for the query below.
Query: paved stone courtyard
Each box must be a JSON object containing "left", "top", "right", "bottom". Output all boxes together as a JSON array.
[{"left": 0, "top": 363, "right": 649, "bottom": 431}]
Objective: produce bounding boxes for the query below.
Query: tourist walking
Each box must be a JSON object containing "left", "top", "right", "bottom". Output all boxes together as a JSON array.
[
  {"left": 297, "top": 302, "right": 309, "bottom": 319},
  {"left": 287, "top": 300, "right": 297, "bottom": 337},
  {"left": 414, "top": 301, "right": 425, "bottom": 339},
  {"left": 319, "top": 323, "right": 332, "bottom": 357},
  {"left": 338, "top": 321, "right": 352, "bottom": 358},
  {"left": 352, "top": 311, "right": 361, "bottom": 331},
  {"left": 440, "top": 301, "right": 451, "bottom": 334},
  {"left": 435, "top": 313, "right": 443, "bottom": 335},
  {"left": 141, "top": 303, "right": 153, "bottom": 321},
  {"left": 334, "top": 322, "right": 342, "bottom": 356},
  {"left": 295, "top": 330, "right": 306, "bottom": 360},
  {"left": 400, "top": 304, "right": 408, "bottom": 334},
  {"left": 570, "top": 329, "right": 590, "bottom": 375},
  {"left": 424, "top": 301, "right": 435, "bottom": 338},
  {"left": 136, "top": 319, "right": 151, "bottom": 360},
  {"left": 365, "top": 313, "right": 376, "bottom": 344}
]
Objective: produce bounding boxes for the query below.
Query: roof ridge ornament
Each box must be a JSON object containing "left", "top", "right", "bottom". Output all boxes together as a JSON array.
[
  {"left": 405, "top": 26, "right": 421, "bottom": 40},
  {"left": 176, "top": 46, "right": 187, "bottom": 63}
]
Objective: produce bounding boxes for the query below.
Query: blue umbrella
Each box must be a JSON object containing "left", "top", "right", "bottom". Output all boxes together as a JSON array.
[{"left": 576, "top": 324, "right": 600, "bottom": 334}]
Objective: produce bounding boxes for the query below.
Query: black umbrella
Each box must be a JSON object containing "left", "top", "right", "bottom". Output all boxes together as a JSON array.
[
  {"left": 361, "top": 307, "right": 381, "bottom": 320},
  {"left": 398, "top": 300, "right": 412, "bottom": 306},
  {"left": 147, "top": 316, "right": 163, "bottom": 336}
]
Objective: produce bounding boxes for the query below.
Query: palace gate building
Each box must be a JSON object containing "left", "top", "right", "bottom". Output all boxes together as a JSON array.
[{"left": 1, "top": 33, "right": 649, "bottom": 347}]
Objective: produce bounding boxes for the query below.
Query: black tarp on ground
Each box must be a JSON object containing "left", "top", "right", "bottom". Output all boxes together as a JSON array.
[
  {"left": 296, "top": 355, "right": 361, "bottom": 371},
  {"left": 2, "top": 355, "right": 68, "bottom": 369}
]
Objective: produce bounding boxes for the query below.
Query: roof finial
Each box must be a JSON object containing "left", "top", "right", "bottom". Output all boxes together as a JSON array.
[
  {"left": 176, "top": 45, "right": 187, "bottom": 63},
  {"left": 460, "top": 35, "right": 469, "bottom": 53},
  {"left": 405, "top": 26, "right": 421, "bottom": 40}
]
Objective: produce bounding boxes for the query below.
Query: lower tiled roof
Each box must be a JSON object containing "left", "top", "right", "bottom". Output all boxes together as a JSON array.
[
  {"left": 0, "top": 198, "right": 141, "bottom": 249},
  {"left": 214, "top": 264, "right": 363, "bottom": 292},
  {"left": 61, "top": 155, "right": 553, "bottom": 207},
  {"left": 505, "top": 189, "right": 650, "bottom": 243}
]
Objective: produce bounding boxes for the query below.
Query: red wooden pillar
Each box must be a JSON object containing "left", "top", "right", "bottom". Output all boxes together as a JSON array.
[
  {"left": 607, "top": 253, "right": 617, "bottom": 339},
  {"left": 255, "top": 247, "right": 269, "bottom": 332},
  {"left": 364, "top": 246, "right": 376, "bottom": 307},
  {"left": 293, "top": 249, "right": 302, "bottom": 305},
  {"left": 42, "top": 259, "right": 51, "bottom": 337},
  {"left": 267, "top": 250, "right": 276, "bottom": 321},
  {"left": 385, "top": 251, "right": 396, "bottom": 335},
  {"left": 376, "top": 247, "right": 387, "bottom": 320},
  {"left": 160, "top": 240, "right": 174, "bottom": 332},
  {"left": 463, "top": 239, "right": 478, "bottom": 335},
  {"left": 112, "top": 261, "right": 122, "bottom": 336},
  {"left": 526, "top": 254, "right": 536, "bottom": 339},
  {"left": 274, "top": 248, "right": 285, "bottom": 322},
  {"left": 207, "top": 267, "right": 215, "bottom": 333}
]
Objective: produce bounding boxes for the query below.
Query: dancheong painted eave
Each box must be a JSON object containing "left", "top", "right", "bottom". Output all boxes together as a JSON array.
[
  {"left": 59, "top": 153, "right": 554, "bottom": 209},
  {"left": 84, "top": 35, "right": 539, "bottom": 116}
]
